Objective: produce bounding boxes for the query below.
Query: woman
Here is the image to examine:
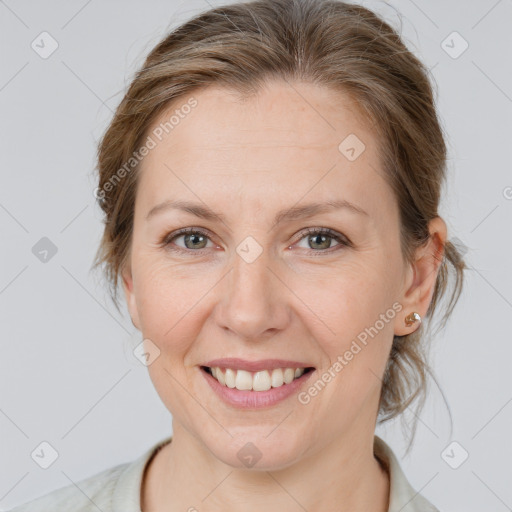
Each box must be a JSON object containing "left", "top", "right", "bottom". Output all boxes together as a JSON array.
[{"left": 9, "top": 0, "right": 465, "bottom": 510}]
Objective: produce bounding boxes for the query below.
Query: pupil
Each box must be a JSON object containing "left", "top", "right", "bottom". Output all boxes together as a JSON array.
[
  {"left": 311, "top": 234, "right": 329, "bottom": 249},
  {"left": 186, "top": 233, "right": 206, "bottom": 249}
]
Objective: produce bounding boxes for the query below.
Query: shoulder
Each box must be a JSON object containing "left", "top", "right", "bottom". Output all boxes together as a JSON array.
[
  {"left": 7, "top": 437, "right": 172, "bottom": 512},
  {"left": 7, "top": 463, "right": 127, "bottom": 512},
  {"left": 374, "top": 435, "right": 440, "bottom": 512}
]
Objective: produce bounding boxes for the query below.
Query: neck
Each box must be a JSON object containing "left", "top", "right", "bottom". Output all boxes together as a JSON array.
[{"left": 142, "top": 424, "right": 390, "bottom": 512}]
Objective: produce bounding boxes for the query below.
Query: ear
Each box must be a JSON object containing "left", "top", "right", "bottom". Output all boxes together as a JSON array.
[
  {"left": 394, "top": 217, "right": 447, "bottom": 336},
  {"left": 121, "top": 262, "right": 141, "bottom": 331}
]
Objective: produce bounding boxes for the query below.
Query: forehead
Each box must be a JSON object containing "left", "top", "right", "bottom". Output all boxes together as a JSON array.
[
  {"left": 136, "top": 80, "right": 393, "bottom": 221},
  {"left": 147, "top": 81, "right": 373, "bottom": 150}
]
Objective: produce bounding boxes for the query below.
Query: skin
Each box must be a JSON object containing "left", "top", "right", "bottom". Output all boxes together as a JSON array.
[{"left": 121, "top": 80, "right": 447, "bottom": 512}]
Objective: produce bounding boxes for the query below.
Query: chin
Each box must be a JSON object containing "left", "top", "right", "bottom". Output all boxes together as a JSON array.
[{"left": 202, "top": 426, "right": 309, "bottom": 471}]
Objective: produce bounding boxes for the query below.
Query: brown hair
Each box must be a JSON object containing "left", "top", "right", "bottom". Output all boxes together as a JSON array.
[{"left": 93, "top": 0, "right": 466, "bottom": 449}]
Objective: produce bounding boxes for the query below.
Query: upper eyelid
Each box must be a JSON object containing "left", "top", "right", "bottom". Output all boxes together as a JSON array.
[
  {"left": 293, "top": 227, "right": 345, "bottom": 239},
  {"left": 163, "top": 227, "right": 214, "bottom": 245}
]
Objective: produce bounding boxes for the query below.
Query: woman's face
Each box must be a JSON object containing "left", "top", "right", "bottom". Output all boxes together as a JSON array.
[{"left": 122, "top": 80, "right": 424, "bottom": 468}]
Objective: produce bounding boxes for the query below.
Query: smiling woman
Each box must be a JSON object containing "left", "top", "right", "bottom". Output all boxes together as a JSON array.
[{"left": 9, "top": 0, "right": 466, "bottom": 511}]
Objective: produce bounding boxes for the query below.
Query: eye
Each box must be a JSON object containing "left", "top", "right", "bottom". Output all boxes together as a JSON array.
[
  {"left": 160, "top": 226, "right": 351, "bottom": 255},
  {"left": 162, "top": 228, "right": 215, "bottom": 253},
  {"left": 293, "top": 227, "right": 351, "bottom": 252}
]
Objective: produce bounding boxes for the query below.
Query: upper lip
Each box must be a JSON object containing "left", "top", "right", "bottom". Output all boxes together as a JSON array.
[{"left": 202, "top": 358, "right": 314, "bottom": 372}]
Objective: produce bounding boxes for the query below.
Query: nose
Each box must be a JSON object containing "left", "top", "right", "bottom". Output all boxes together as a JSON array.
[{"left": 213, "top": 245, "right": 291, "bottom": 342}]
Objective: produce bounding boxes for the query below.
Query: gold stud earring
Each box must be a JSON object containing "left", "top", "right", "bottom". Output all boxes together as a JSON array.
[{"left": 404, "top": 312, "right": 421, "bottom": 327}]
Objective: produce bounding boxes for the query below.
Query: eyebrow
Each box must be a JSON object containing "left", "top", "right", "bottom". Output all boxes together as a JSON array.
[{"left": 145, "top": 198, "right": 368, "bottom": 229}]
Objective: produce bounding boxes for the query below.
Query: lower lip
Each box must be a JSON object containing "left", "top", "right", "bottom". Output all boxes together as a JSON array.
[{"left": 201, "top": 367, "right": 315, "bottom": 409}]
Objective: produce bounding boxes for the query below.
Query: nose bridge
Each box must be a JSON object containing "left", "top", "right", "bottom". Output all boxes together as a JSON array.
[{"left": 215, "top": 238, "right": 289, "bottom": 340}]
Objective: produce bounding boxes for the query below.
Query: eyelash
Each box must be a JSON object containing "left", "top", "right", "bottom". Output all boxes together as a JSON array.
[{"left": 160, "top": 227, "right": 351, "bottom": 255}]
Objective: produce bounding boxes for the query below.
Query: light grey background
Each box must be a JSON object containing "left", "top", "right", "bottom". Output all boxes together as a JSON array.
[{"left": 1, "top": 0, "right": 511, "bottom": 510}]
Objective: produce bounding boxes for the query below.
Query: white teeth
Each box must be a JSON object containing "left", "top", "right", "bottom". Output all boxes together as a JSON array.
[
  {"left": 283, "top": 368, "right": 295, "bottom": 384},
  {"left": 235, "top": 370, "right": 253, "bottom": 391},
  {"left": 225, "top": 368, "right": 236, "bottom": 388},
  {"left": 271, "top": 368, "right": 284, "bottom": 388},
  {"left": 208, "top": 366, "right": 308, "bottom": 391},
  {"left": 253, "top": 370, "right": 272, "bottom": 391},
  {"left": 216, "top": 367, "right": 226, "bottom": 386}
]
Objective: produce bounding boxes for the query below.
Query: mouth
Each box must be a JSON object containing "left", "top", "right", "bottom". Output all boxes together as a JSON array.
[
  {"left": 199, "top": 359, "right": 316, "bottom": 408},
  {"left": 201, "top": 365, "right": 315, "bottom": 392}
]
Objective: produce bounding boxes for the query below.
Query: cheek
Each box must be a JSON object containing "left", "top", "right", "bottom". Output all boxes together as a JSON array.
[
  {"left": 132, "top": 256, "right": 216, "bottom": 352},
  {"left": 295, "top": 263, "right": 398, "bottom": 415},
  {"left": 294, "top": 259, "right": 399, "bottom": 346}
]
